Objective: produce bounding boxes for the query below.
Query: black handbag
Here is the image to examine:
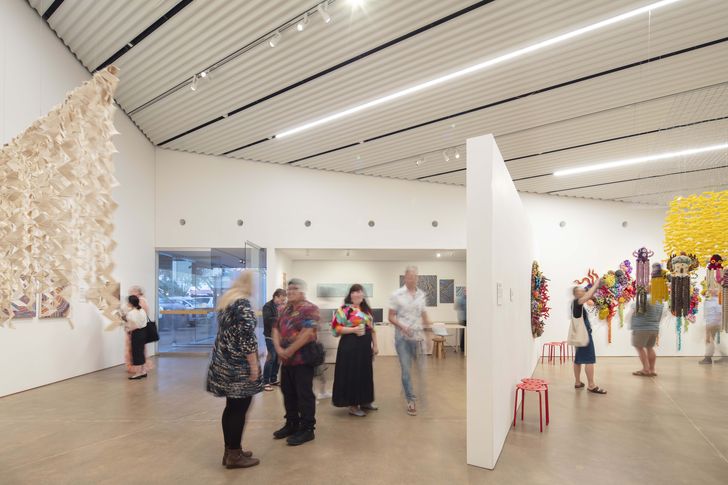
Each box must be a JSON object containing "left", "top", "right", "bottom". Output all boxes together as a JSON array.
[
  {"left": 145, "top": 318, "right": 160, "bottom": 343},
  {"left": 301, "top": 340, "right": 326, "bottom": 367}
]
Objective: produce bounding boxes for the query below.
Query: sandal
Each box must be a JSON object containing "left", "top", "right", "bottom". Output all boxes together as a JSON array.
[
  {"left": 632, "top": 370, "right": 650, "bottom": 376},
  {"left": 574, "top": 383, "right": 585, "bottom": 389},
  {"left": 588, "top": 386, "right": 607, "bottom": 394},
  {"left": 649, "top": 372, "right": 657, "bottom": 377},
  {"left": 406, "top": 401, "right": 417, "bottom": 416}
]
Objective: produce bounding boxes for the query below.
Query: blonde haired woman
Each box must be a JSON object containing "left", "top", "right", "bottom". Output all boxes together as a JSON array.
[{"left": 206, "top": 271, "right": 263, "bottom": 469}]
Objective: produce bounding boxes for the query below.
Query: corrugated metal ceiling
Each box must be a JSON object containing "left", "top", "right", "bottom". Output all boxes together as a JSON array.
[{"left": 29, "top": 0, "right": 728, "bottom": 204}]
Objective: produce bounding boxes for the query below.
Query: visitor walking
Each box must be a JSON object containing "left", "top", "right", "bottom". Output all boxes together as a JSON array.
[
  {"left": 572, "top": 280, "right": 607, "bottom": 394},
  {"left": 700, "top": 289, "right": 726, "bottom": 364},
  {"left": 272, "top": 278, "right": 320, "bottom": 446},
  {"left": 263, "top": 288, "right": 286, "bottom": 390},
  {"left": 388, "top": 266, "right": 431, "bottom": 416},
  {"left": 206, "top": 272, "right": 262, "bottom": 469},
  {"left": 123, "top": 295, "right": 148, "bottom": 381},
  {"left": 332, "top": 284, "right": 379, "bottom": 417},
  {"left": 631, "top": 290, "right": 664, "bottom": 377},
  {"left": 455, "top": 287, "right": 467, "bottom": 352}
]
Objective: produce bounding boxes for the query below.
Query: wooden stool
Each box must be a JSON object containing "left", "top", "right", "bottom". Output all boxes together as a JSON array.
[{"left": 432, "top": 336, "right": 446, "bottom": 359}]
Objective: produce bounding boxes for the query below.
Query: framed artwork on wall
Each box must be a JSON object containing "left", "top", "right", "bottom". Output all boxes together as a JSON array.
[
  {"left": 399, "top": 275, "right": 437, "bottom": 306},
  {"left": 440, "top": 279, "right": 454, "bottom": 304},
  {"left": 317, "top": 283, "right": 374, "bottom": 298}
]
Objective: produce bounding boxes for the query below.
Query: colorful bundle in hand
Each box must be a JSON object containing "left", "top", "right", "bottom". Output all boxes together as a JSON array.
[
  {"left": 586, "top": 261, "right": 635, "bottom": 343},
  {"left": 531, "top": 261, "right": 550, "bottom": 338}
]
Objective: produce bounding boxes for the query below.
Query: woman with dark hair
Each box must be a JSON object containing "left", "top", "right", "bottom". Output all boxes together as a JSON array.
[
  {"left": 123, "top": 295, "right": 148, "bottom": 380},
  {"left": 331, "top": 284, "right": 379, "bottom": 416}
]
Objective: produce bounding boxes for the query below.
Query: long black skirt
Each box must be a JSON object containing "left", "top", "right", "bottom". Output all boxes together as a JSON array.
[{"left": 332, "top": 332, "right": 374, "bottom": 407}]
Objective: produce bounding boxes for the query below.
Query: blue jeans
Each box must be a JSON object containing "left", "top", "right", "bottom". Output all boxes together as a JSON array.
[
  {"left": 263, "top": 337, "right": 280, "bottom": 384},
  {"left": 395, "top": 337, "right": 418, "bottom": 402}
]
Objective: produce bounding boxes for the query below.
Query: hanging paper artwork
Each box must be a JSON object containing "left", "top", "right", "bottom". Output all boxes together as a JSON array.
[
  {"left": 530, "top": 261, "right": 550, "bottom": 338},
  {"left": 667, "top": 253, "right": 700, "bottom": 350},
  {"left": 650, "top": 263, "right": 669, "bottom": 304},
  {"left": 0, "top": 67, "right": 122, "bottom": 327},
  {"left": 664, "top": 191, "right": 728, "bottom": 264},
  {"left": 633, "top": 247, "right": 653, "bottom": 314},
  {"left": 722, "top": 270, "right": 728, "bottom": 332}
]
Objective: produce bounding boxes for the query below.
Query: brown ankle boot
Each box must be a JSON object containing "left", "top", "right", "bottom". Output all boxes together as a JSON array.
[
  {"left": 225, "top": 449, "right": 259, "bottom": 469},
  {"left": 222, "top": 447, "right": 253, "bottom": 465}
]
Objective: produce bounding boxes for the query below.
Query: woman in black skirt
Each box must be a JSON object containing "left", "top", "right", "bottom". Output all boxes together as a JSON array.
[
  {"left": 331, "top": 284, "right": 379, "bottom": 417},
  {"left": 123, "top": 295, "right": 148, "bottom": 380}
]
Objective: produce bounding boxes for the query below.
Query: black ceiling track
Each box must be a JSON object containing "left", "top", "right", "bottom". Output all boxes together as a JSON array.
[
  {"left": 41, "top": 0, "right": 65, "bottom": 20},
  {"left": 546, "top": 164, "right": 728, "bottom": 194},
  {"left": 93, "top": 0, "right": 194, "bottom": 73},
  {"left": 157, "top": 0, "right": 496, "bottom": 147},
  {"left": 417, "top": 114, "right": 728, "bottom": 181},
  {"left": 281, "top": 35, "right": 728, "bottom": 166}
]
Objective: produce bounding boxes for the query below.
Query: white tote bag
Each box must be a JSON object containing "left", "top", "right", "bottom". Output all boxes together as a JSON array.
[{"left": 567, "top": 302, "right": 590, "bottom": 347}]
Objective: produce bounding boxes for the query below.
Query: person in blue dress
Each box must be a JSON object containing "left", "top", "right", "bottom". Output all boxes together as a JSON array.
[{"left": 572, "top": 280, "right": 607, "bottom": 395}]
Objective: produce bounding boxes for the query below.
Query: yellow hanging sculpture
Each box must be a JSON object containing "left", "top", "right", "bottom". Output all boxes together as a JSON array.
[
  {"left": 0, "top": 67, "right": 122, "bottom": 327},
  {"left": 664, "top": 191, "right": 728, "bottom": 263}
]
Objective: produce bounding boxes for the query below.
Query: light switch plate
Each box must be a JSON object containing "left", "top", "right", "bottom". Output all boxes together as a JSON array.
[
  {"left": 496, "top": 282, "right": 503, "bottom": 306},
  {"left": 510, "top": 288, "right": 514, "bottom": 302}
]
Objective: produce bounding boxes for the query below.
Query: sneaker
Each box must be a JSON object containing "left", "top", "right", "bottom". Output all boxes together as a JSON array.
[
  {"left": 698, "top": 357, "right": 713, "bottom": 365},
  {"left": 348, "top": 407, "right": 366, "bottom": 417},
  {"left": 273, "top": 422, "right": 298, "bottom": 440},
  {"left": 286, "top": 428, "right": 315, "bottom": 446},
  {"left": 361, "top": 403, "right": 378, "bottom": 411},
  {"left": 128, "top": 373, "right": 147, "bottom": 380},
  {"left": 316, "top": 391, "right": 332, "bottom": 400}
]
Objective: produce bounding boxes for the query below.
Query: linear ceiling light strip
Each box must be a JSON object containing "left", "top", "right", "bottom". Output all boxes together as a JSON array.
[
  {"left": 275, "top": 0, "right": 682, "bottom": 139},
  {"left": 41, "top": 0, "right": 65, "bottom": 20},
  {"left": 93, "top": 0, "right": 194, "bottom": 72},
  {"left": 284, "top": 36, "right": 728, "bottom": 165},
  {"left": 156, "top": 0, "right": 496, "bottom": 146},
  {"left": 547, "top": 164, "right": 728, "bottom": 194}
]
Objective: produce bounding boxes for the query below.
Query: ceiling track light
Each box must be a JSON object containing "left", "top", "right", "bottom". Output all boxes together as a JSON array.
[
  {"left": 274, "top": 0, "right": 681, "bottom": 139},
  {"left": 553, "top": 143, "right": 728, "bottom": 176},
  {"left": 269, "top": 31, "right": 281, "bottom": 47},
  {"left": 317, "top": 3, "right": 332, "bottom": 23},
  {"left": 190, "top": 74, "right": 198, "bottom": 91},
  {"left": 297, "top": 12, "right": 309, "bottom": 32},
  {"left": 443, "top": 150, "right": 450, "bottom": 162},
  {"left": 454, "top": 149, "right": 461, "bottom": 160}
]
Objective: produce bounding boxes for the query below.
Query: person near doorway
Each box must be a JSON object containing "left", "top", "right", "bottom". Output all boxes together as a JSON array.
[
  {"left": 388, "top": 266, "right": 431, "bottom": 416},
  {"left": 206, "top": 271, "right": 262, "bottom": 469},
  {"left": 124, "top": 285, "right": 154, "bottom": 375},
  {"left": 455, "top": 287, "right": 467, "bottom": 352},
  {"left": 331, "top": 284, "right": 379, "bottom": 417},
  {"left": 631, "top": 289, "right": 664, "bottom": 377},
  {"left": 572, "top": 280, "right": 607, "bottom": 394},
  {"left": 122, "top": 295, "right": 148, "bottom": 381},
  {"left": 263, "top": 288, "right": 286, "bottom": 391},
  {"left": 272, "top": 278, "right": 320, "bottom": 446},
  {"left": 700, "top": 288, "right": 726, "bottom": 364}
]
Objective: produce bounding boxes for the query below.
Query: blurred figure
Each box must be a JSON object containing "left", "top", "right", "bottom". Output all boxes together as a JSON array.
[
  {"left": 273, "top": 279, "right": 320, "bottom": 446},
  {"left": 263, "top": 288, "right": 286, "bottom": 391},
  {"left": 455, "top": 287, "right": 467, "bottom": 351},
  {"left": 389, "top": 266, "right": 431, "bottom": 416},
  {"left": 332, "top": 284, "right": 378, "bottom": 417},
  {"left": 631, "top": 288, "right": 664, "bottom": 377},
  {"left": 700, "top": 289, "right": 726, "bottom": 364},
  {"left": 206, "top": 272, "right": 262, "bottom": 469},
  {"left": 123, "top": 295, "right": 148, "bottom": 380},
  {"left": 125, "top": 286, "right": 154, "bottom": 375},
  {"left": 572, "top": 281, "right": 607, "bottom": 394}
]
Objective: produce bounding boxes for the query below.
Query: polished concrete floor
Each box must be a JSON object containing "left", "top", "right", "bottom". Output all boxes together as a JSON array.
[{"left": 1, "top": 354, "right": 727, "bottom": 484}]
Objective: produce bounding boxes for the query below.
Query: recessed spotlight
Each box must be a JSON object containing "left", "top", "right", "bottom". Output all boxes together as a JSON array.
[
  {"left": 559, "top": 221, "right": 566, "bottom": 228},
  {"left": 297, "top": 13, "right": 309, "bottom": 31},
  {"left": 416, "top": 158, "right": 423, "bottom": 167},
  {"left": 317, "top": 3, "right": 332, "bottom": 23},
  {"left": 368, "top": 220, "right": 375, "bottom": 227},
  {"left": 237, "top": 219, "right": 244, "bottom": 226},
  {"left": 274, "top": 0, "right": 680, "bottom": 139},
  {"left": 436, "top": 253, "right": 442, "bottom": 258},
  {"left": 304, "top": 220, "right": 312, "bottom": 227},
  {"left": 179, "top": 218, "right": 186, "bottom": 226},
  {"left": 269, "top": 31, "right": 282, "bottom": 47},
  {"left": 455, "top": 149, "right": 461, "bottom": 159},
  {"left": 199, "top": 70, "right": 208, "bottom": 78},
  {"left": 432, "top": 220, "right": 439, "bottom": 227}
]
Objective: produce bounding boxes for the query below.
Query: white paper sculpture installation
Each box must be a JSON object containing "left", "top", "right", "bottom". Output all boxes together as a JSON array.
[{"left": 0, "top": 67, "right": 122, "bottom": 327}]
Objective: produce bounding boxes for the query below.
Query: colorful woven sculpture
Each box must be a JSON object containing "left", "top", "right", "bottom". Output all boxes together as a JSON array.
[
  {"left": 578, "top": 263, "right": 635, "bottom": 343},
  {"left": 667, "top": 253, "right": 700, "bottom": 350},
  {"left": 705, "top": 254, "right": 724, "bottom": 297},
  {"left": 633, "top": 247, "right": 653, "bottom": 314},
  {"left": 650, "top": 263, "right": 669, "bottom": 304},
  {"left": 531, "top": 261, "right": 550, "bottom": 338}
]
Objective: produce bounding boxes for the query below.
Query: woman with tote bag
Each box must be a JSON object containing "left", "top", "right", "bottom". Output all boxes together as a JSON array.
[{"left": 571, "top": 280, "right": 607, "bottom": 395}]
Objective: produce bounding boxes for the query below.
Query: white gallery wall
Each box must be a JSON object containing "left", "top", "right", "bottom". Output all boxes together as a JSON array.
[
  {"left": 0, "top": 0, "right": 156, "bottom": 397},
  {"left": 522, "top": 194, "right": 708, "bottom": 356},
  {"left": 467, "top": 135, "right": 537, "bottom": 469}
]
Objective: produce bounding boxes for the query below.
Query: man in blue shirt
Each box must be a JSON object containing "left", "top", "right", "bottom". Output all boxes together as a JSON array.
[{"left": 631, "top": 290, "right": 665, "bottom": 377}]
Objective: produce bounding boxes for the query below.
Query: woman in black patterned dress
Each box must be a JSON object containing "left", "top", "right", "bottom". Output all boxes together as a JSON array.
[{"left": 206, "top": 272, "right": 263, "bottom": 469}]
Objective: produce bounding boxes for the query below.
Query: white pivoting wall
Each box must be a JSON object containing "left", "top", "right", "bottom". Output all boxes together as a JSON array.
[{"left": 466, "top": 135, "right": 537, "bottom": 469}]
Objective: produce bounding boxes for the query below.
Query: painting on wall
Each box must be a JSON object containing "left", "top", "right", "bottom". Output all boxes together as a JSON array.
[
  {"left": 456, "top": 286, "right": 466, "bottom": 299},
  {"left": 40, "top": 287, "right": 71, "bottom": 319},
  {"left": 440, "top": 279, "right": 454, "bottom": 304},
  {"left": 317, "top": 283, "right": 374, "bottom": 298},
  {"left": 399, "top": 275, "right": 437, "bottom": 306}
]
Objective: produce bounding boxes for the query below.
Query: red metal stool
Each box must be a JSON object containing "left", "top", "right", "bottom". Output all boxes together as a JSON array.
[
  {"left": 513, "top": 381, "right": 549, "bottom": 432},
  {"left": 561, "top": 341, "right": 575, "bottom": 361},
  {"left": 541, "top": 342, "right": 566, "bottom": 364}
]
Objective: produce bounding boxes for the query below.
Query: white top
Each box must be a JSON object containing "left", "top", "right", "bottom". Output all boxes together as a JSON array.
[
  {"left": 705, "top": 298, "right": 722, "bottom": 327},
  {"left": 389, "top": 285, "right": 426, "bottom": 341},
  {"left": 124, "top": 308, "right": 148, "bottom": 331}
]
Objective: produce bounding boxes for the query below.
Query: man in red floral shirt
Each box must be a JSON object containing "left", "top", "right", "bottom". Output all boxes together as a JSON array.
[{"left": 272, "top": 278, "right": 320, "bottom": 446}]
